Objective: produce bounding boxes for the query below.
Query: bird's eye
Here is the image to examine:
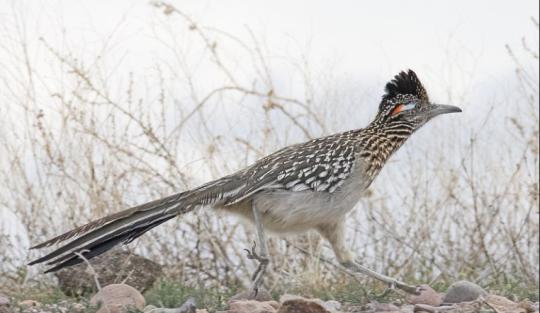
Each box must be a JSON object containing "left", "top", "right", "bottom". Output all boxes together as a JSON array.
[{"left": 391, "top": 101, "right": 417, "bottom": 116}]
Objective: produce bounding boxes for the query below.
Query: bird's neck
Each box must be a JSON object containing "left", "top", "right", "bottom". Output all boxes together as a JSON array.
[{"left": 356, "top": 120, "right": 413, "bottom": 177}]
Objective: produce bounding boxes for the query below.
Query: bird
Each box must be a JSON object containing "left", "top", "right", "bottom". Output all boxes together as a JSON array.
[{"left": 29, "top": 69, "right": 461, "bottom": 295}]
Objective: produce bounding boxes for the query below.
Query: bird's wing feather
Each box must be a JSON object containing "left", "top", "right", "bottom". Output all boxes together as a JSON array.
[{"left": 225, "top": 132, "right": 358, "bottom": 205}]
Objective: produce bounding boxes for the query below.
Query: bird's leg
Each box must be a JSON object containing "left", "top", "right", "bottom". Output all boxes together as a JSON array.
[
  {"left": 317, "top": 219, "right": 420, "bottom": 296},
  {"left": 244, "top": 201, "right": 269, "bottom": 295}
]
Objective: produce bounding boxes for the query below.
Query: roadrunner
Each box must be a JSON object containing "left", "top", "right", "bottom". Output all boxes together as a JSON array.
[{"left": 29, "top": 70, "right": 461, "bottom": 294}]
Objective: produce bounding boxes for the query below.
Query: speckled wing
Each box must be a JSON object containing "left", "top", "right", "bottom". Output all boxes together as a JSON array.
[{"left": 225, "top": 132, "right": 358, "bottom": 205}]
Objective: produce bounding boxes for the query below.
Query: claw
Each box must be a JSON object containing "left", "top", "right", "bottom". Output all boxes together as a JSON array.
[
  {"left": 244, "top": 241, "right": 257, "bottom": 260},
  {"left": 244, "top": 241, "right": 269, "bottom": 293}
]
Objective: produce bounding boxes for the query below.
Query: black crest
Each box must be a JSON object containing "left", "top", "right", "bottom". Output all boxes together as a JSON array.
[{"left": 382, "top": 70, "right": 429, "bottom": 103}]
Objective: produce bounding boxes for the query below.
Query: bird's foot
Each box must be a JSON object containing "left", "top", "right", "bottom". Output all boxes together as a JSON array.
[
  {"left": 375, "top": 280, "right": 420, "bottom": 297},
  {"left": 244, "top": 241, "right": 269, "bottom": 296},
  {"left": 341, "top": 261, "right": 420, "bottom": 296}
]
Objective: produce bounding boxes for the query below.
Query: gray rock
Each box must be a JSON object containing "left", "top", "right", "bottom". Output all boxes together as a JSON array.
[
  {"left": 442, "top": 281, "right": 487, "bottom": 304},
  {"left": 324, "top": 300, "right": 341, "bottom": 312},
  {"left": 141, "top": 298, "right": 199, "bottom": 313},
  {"left": 55, "top": 249, "right": 162, "bottom": 296},
  {"left": 346, "top": 306, "right": 373, "bottom": 313},
  {"left": 179, "top": 297, "right": 196, "bottom": 313},
  {"left": 0, "top": 294, "right": 10, "bottom": 313}
]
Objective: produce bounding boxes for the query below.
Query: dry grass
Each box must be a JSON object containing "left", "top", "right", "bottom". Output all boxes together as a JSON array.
[{"left": 0, "top": 2, "right": 538, "bottom": 298}]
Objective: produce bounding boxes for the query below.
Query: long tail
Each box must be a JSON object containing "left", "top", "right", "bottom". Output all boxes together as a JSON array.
[{"left": 28, "top": 174, "right": 246, "bottom": 273}]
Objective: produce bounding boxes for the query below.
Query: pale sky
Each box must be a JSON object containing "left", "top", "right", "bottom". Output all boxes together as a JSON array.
[
  {"left": 2, "top": 0, "right": 537, "bottom": 112},
  {"left": 0, "top": 0, "right": 538, "bottom": 276}
]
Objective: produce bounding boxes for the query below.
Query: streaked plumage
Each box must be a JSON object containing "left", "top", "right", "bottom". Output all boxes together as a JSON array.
[{"left": 29, "top": 70, "right": 461, "bottom": 293}]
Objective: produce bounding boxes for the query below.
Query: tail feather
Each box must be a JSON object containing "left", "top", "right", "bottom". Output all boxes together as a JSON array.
[
  {"left": 29, "top": 174, "right": 247, "bottom": 273},
  {"left": 43, "top": 230, "right": 135, "bottom": 273},
  {"left": 32, "top": 211, "right": 177, "bottom": 266},
  {"left": 42, "top": 215, "right": 176, "bottom": 273},
  {"left": 30, "top": 191, "right": 190, "bottom": 250},
  {"left": 29, "top": 199, "right": 184, "bottom": 265}
]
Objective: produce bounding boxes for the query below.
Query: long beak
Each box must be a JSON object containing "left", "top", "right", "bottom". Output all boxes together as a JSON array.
[{"left": 425, "top": 104, "right": 462, "bottom": 119}]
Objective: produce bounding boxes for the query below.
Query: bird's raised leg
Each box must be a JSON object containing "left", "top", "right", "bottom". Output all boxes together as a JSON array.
[
  {"left": 317, "top": 219, "right": 420, "bottom": 296},
  {"left": 244, "top": 201, "right": 269, "bottom": 295}
]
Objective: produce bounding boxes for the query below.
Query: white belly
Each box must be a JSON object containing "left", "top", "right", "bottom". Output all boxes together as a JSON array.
[{"left": 217, "top": 161, "right": 371, "bottom": 233}]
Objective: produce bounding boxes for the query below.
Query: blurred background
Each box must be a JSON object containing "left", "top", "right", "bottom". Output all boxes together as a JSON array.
[{"left": 0, "top": 0, "right": 538, "bottom": 295}]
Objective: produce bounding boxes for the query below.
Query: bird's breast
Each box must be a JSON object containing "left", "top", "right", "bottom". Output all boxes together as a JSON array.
[{"left": 249, "top": 160, "right": 372, "bottom": 233}]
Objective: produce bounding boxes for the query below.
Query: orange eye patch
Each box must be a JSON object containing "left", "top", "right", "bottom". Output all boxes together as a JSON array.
[{"left": 392, "top": 105, "right": 404, "bottom": 116}]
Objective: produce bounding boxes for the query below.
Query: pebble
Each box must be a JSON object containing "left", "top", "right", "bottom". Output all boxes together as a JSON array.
[
  {"left": 279, "top": 295, "right": 337, "bottom": 312},
  {"left": 229, "top": 299, "right": 278, "bottom": 312},
  {"left": 442, "top": 281, "right": 487, "bottom": 303},
  {"left": 90, "top": 284, "right": 146, "bottom": 310},
  {"left": 277, "top": 298, "right": 331, "bottom": 313},
  {"left": 178, "top": 297, "right": 196, "bottom": 313},
  {"left": 400, "top": 305, "right": 415, "bottom": 313},
  {"left": 408, "top": 284, "right": 442, "bottom": 307},
  {"left": 19, "top": 300, "right": 42, "bottom": 310}
]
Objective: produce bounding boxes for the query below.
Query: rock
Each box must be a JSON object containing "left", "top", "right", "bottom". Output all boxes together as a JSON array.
[
  {"left": 360, "top": 302, "right": 399, "bottom": 313},
  {"left": 146, "top": 308, "right": 191, "bottom": 313},
  {"left": 509, "top": 294, "right": 520, "bottom": 302},
  {"left": 413, "top": 304, "right": 436, "bottom": 313},
  {"left": 90, "top": 284, "right": 146, "bottom": 311},
  {"left": 373, "top": 303, "right": 399, "bottom": 312},
  {"left": 279, "top": 295, "right": 339, "bottom": 312},
  {"left": 96, "top": 304, "right": 122, "bottom": 313},
  {"left": 413, "top": 304, "right": 452, "bottom": 313},
  {"left": 179, "top": 297, "right": 197, "bottom": 313},
  {"left": 278, "top": 298, "right": 331, "bottom": 313},
  {"left": 517, "top": 300, "right": 535, "bottom": 313},
  {"left": 482, "top": 295, "right": 534, "bottom": 313},
  {"left": 279, "top": 295, "right": 305, "bottom": 303},
  {"left": 72, "top": 303, "right": 86, "bottom": 312},
  {"left": 408, "top": 284, "right": 442, "bottom": 307},
  {"left": 140, "top": 299, "right": 200, "bottom": 313},
  {"left": 324, "top": 300, "right": 341, "bottom": 312},
  {"left": 400, "top": 305, "right": 415, "bottom": 313},
  {"left": 0, "top": 294, "right": 9, "bottom": 313},
  {"left": 442, "top": 281, "right": 487, "bottom": 304},
  {"left": 229, "top": 300, "right": 278, "bottom": 313},
  {"left": 485, "top": 294, "right": 517, "bottom": 307},
  {"left": 229, "top": 289, "right": 273, "bottom": 303},
  {"left": 18, "top": 300, "right": 42, "bottom": 310},
  {"left": 56, "top": 249, "right": 162, "bottom": 296},
  {"left": 196, "top": 310, "right": 209, "bottom": 313}
]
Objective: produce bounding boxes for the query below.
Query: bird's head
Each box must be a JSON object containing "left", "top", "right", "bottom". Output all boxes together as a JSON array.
[{"left": 375, "top": 70, "right": 461, "bottom": 129}]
